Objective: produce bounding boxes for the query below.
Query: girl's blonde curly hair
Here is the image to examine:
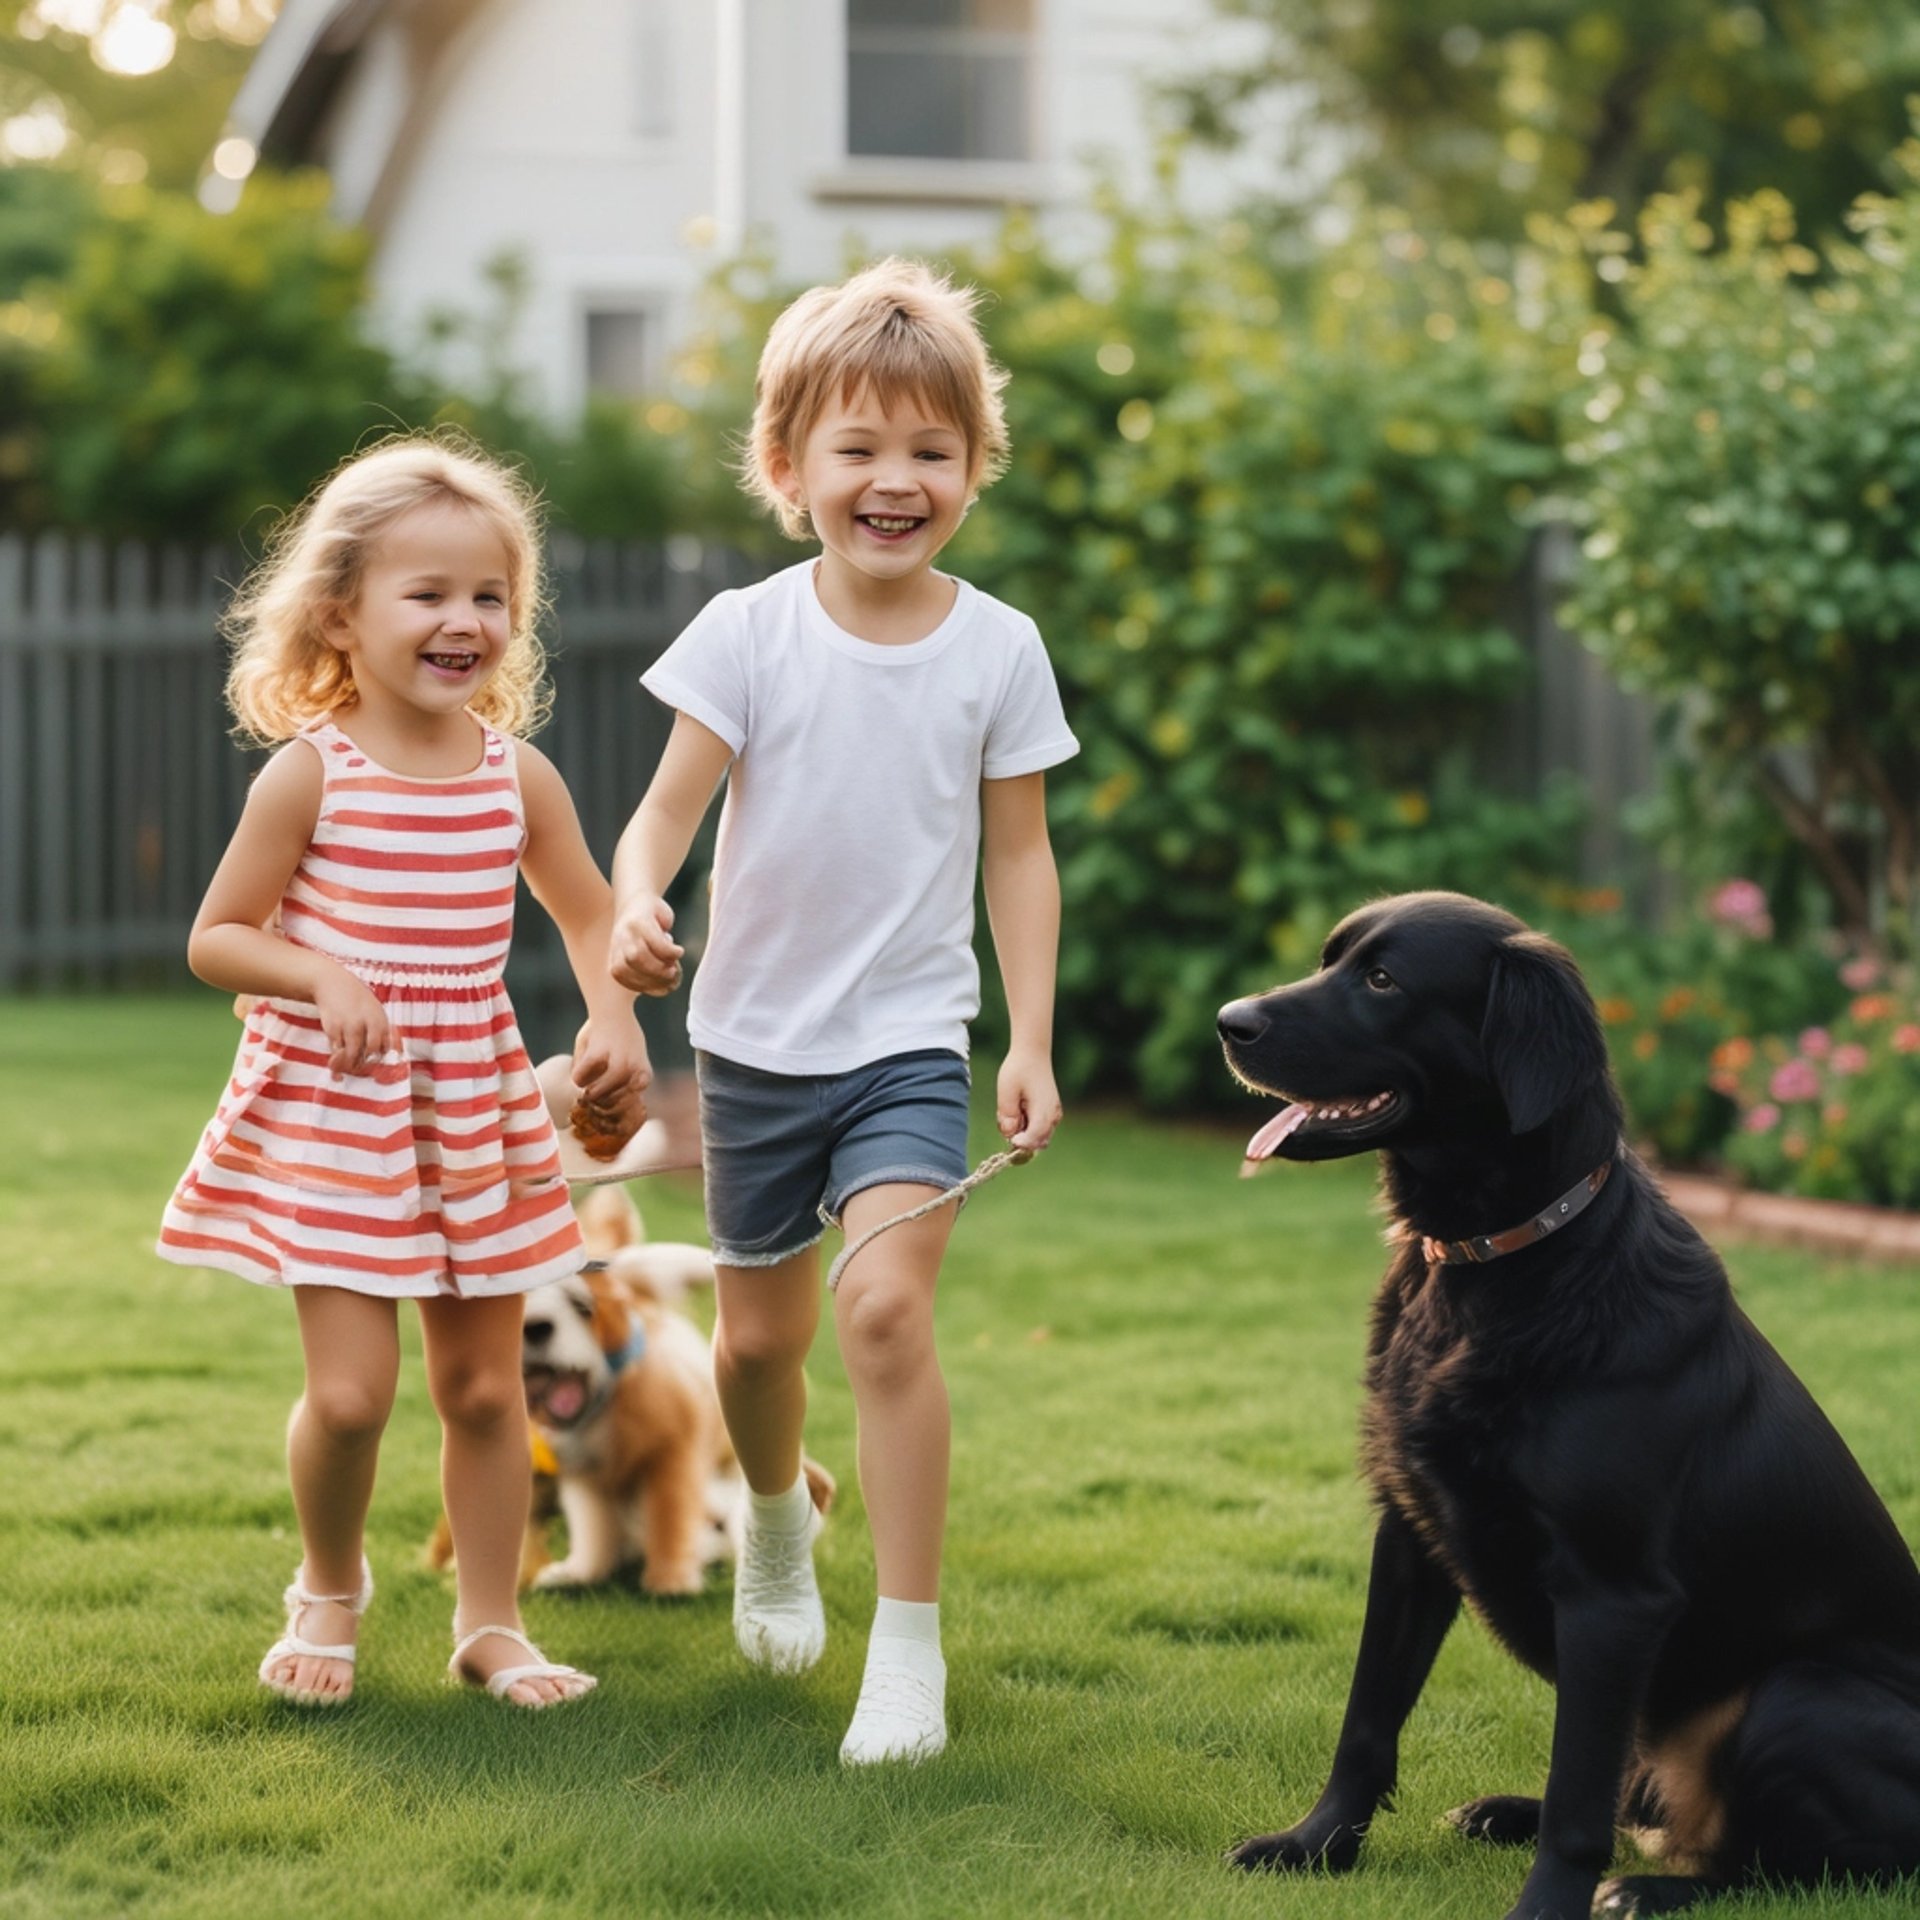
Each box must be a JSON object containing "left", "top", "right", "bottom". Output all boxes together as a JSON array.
[{"left": 223, "top": 433, "right": 553, "bottom": 746}]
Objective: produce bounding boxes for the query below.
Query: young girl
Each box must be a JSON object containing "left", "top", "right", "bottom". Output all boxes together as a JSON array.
[
  {"left": 608, "top": 260, "right": 1077, "bottom": 1763},
  {"left": 159, "top": 437, "right": 648, "bottom": 1709}
]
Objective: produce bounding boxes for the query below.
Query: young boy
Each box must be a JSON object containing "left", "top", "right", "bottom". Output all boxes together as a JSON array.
[{"left": 608, "top": 258, "right": 1076, "bottom": 1763}]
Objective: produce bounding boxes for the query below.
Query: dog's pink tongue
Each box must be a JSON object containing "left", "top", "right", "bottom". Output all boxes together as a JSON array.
[
  {"left": 1242, "top": 1103, "right": 1309, "bottom": 1174},
  {"left": 545, "top": 1378, "right": 586, "bottom": 1421}
]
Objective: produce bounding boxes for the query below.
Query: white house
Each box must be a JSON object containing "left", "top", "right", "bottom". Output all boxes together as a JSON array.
[{"left": 214, "top": 0, "right": 1280, "bottom": 416}]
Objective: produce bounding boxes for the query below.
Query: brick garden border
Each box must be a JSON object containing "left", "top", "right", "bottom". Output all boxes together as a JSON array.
[{"left": 1660, "top": 1172, "right": 1920, "bottom": 1263}]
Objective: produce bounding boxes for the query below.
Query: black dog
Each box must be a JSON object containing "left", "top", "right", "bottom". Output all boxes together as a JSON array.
[{"left": 1217, "top": 891, "right": 1920, "bottom": 1919}]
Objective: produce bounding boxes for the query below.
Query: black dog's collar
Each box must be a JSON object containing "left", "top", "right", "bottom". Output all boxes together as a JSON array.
[{"left": 1422, "top": 1157, "right": 1614, "bottom": 1267}]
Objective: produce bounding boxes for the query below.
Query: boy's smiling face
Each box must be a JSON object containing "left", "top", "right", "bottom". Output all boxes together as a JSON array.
[{"left": 775, "top": 384, "right": 972, "bottom": 592}]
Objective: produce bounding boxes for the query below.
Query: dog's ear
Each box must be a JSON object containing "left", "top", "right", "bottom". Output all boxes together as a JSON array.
[{"left": 1480, "top": 932, "right": 1610, "bottom": 1134}]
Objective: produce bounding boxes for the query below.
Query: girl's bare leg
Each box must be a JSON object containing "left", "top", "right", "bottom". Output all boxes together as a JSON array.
[
  {"left": 272, "top": 1286, "right": 400, "bottom": 1700},
  {"left": 419, "top": 1293, "right": 591, "bottom": 1705}
]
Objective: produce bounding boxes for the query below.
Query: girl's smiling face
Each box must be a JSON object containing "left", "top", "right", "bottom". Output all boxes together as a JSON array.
[
  {"left": 774, "top": 385, "right": 972, "bottom": 589},
  {"left": 327, "top": 500, "right": 514, "bottom": 721}
]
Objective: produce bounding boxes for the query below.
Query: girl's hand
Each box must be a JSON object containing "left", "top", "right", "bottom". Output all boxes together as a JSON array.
[
  {"left": 997, "top": 1050, "right": 1062, "bottom": 1153},
  {"left": 609, "top": 894, "right": 684, "bottom": 996},
  {"left": 312, "top": 968, "right": 392, "bottom": 1077},
  {"left": 572, "top": 1015, "right": 654, "bottom": 1110}
]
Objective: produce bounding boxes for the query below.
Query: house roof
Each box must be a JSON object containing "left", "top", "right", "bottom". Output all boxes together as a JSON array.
[{"left": 224, "top": 0, "right": 391, "bottom": 160}]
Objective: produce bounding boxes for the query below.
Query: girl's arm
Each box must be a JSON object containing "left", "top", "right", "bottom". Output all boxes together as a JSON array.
[
  {"left": 608, "top": 712, "right": 735, "bottom": 995},
  {"left": 189, "top": 741, "right": 393, "bottom": 1075},
  {"left": 981, "top": 771, "right": 1064, "bottom": 1152},
  {"left": 517, "top": 742, "right": 650, "bottom": 1104}
]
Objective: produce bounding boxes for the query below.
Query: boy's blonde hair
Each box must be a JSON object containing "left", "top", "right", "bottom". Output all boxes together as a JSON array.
[
  {"left": 745, "top": 257, "right": 1010, "bottom": 539},
  {"left": 222, "top": 433, "right": 552, "bottom": 745}
]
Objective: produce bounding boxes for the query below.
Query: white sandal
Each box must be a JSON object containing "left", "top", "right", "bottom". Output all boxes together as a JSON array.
[
  {"left": 259, "top": 1558, "right": 374, "bottom": 1705},
  {"left": 448, "top": 1624, "right": 596, "bottom": 1709}
]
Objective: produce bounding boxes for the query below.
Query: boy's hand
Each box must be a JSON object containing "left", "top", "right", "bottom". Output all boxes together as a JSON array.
[
  {"left": 571, "top": 1015, "right": 654, "bottom": 1109},
  {"left": 996, "top": 1049, "right": 1062, "bottom": 1153},
  {"left": 609, "top": 894, "right": 684, "bottom": 996},
  {"left": 313, "top": 968, "right": 393, "bottom": 1077}
]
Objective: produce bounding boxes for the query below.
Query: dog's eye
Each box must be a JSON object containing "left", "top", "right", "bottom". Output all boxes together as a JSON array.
[
  {"left": 572, "top": 1297, "right": 595, "bottom": 1322},
  {"left": 1365, "top": 967, "right": 1397, "bottom": 992}
]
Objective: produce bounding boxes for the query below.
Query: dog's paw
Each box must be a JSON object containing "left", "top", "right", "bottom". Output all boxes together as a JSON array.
[
  {"left": 1226, "top": 1824, "right": 1362, "bottom": 1874},
  {"left": 639, "top": 1563, "right": 704, "bottom": 1598},
  {"left": 531, "top": 1560, "right": 601, "bottom": 1591},
  {"left": 1445, "top": 1794, "right": 1541, "bottom": 1846},
  {"left": 1593, "top": 1877, "right": 1719, "bottom": 1916}
]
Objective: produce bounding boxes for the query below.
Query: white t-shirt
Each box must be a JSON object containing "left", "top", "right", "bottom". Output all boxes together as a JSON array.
[{"left": 640, "top": 560, "right": 1079, "bottom": 1075}]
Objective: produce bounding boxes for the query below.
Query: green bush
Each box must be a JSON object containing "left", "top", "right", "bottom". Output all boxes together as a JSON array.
[
  {"left": 0, "top": 171, "right": 684, "bottom": 544},
  {"left": 1563, "top": 151, "right": 1920, "bottom": 954},
  {"left": 1714, "top": 968, "right": 1920, "bottom": 1208},
  {"left": 1552, "top": 879, "right": 1848, "bottom": 1165},
  {"left": 967, "top": 207, "right": 1588, "bottom": 1101}
]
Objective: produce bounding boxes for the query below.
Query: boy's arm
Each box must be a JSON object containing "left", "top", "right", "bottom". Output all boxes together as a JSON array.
[
  {"left": 981, "top": 771, "right": 1064, "bottom": 1152},
  {"left": 609, "top": 711, "right": 735, "bottom": 994},
  {"left": 516, "top": 742, "right": 648, "bottom": 1103}
]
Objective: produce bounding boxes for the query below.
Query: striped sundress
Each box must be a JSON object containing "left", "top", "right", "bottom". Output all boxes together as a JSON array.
[{"left": 158, "top": 716, "right": 586, "bottom": 1298}]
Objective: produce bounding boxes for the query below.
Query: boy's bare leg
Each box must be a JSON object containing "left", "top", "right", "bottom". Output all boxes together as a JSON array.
[
  {"left": 832, "top": 1187, "right": 954, "bottom": 1599},
  {"left": 713, "top": 1247, "right": 828, "bottom": 1670},
  {"left": 833, "top": 1184, "right": 956, "bottom": 1763}
]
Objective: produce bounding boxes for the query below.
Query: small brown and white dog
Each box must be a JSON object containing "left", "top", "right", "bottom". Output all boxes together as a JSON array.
[
  {"left": 516, "top": 1189, "right": 832, "bottom": 1594},
  {"left": 427, "top": 1190, "right": 833, "bottom": 1590}
]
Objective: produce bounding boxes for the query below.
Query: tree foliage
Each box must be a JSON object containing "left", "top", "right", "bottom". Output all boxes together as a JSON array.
[
  {"left": 1173, "top": 1, "right": 1920, "bottom": 243},
  {"left": 16, "top": 169, "right": 427, "bottom": 539},
  {"left": 1564, "top": 148, "right": 1920, "bottom": 952},
  {"left": 1, "top": 1, "right": 272, "bottom": 191}
]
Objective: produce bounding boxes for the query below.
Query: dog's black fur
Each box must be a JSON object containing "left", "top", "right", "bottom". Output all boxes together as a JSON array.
[{"left": 1217, "top": 891, "right": 1920, "bottom": 1919}]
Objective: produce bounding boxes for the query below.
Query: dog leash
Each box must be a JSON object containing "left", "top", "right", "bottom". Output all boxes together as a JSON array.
[{"left": 826, "top": 1147, "right": 1034, "bottom": 1291}]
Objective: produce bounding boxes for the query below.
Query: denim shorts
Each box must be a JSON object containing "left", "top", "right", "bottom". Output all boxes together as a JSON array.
[{"left": 695, "top": 1048, "right": 972, "bottom": 1267}]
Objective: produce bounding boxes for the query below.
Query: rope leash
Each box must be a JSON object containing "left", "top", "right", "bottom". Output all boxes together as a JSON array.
[{"left": 826, "top": 1147, "right": 1034, "bottom": 1291}]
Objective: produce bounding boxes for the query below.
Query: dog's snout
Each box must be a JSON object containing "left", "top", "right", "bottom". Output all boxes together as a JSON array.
[
  {"left": 524, "top": 1317, "right": 553, "bottom": 1346},
  {"left": 1218, "top": 998, "right": 1270, "bottom": 1046}
]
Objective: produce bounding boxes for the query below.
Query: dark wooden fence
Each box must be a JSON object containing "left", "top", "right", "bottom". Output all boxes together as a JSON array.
[{"left": 0, "top": 531, "right": 762, "bottom": 1065}]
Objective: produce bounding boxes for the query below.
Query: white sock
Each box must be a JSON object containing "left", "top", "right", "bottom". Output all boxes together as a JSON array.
[
  {"left": 871, "top": 1596, "right": 940, "bottom": 1649},
  {"left": 840, "top": 1597, "right": 947, "bottom": 1766},
  {"left": 733, "top": 1473, "right": 824, "bottom": 1674},
  {"left": 747, "top": 1475, "right": 815, "bottom": 1533}
]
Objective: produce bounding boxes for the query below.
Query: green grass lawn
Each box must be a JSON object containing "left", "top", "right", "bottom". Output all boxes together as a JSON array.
[{"left": 2, "top": 996, "right": 1917, "bottom": 1919}]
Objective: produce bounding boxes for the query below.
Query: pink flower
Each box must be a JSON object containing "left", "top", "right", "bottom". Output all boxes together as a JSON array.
[
  {"left": 1770, "top": 1058, "right": 1821, "bottom": 1102},
  {"left": 1830, "top": 1043, "right": 1869, "bottom": 1077},
  {"left": 1743, "top": 1103, "right": 1780, "bottom": 1134},
  {"left": 1798, "top": 1028, "right": 1832, "bottom": 1059},
  {"left": 1709, "top": 878, "right": 1767, "bottom": 927},
  {"left": 1840, "top": 956, "right": 1882, "bottom": 991},
  {"left": 1894, "top": 1024, "right": 1920, "bottom": 1055}
]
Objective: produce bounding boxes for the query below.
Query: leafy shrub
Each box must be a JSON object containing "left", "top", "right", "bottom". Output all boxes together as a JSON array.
[
  {"left": 1714, "top": 967, "right": 1920, "bottom": 1208},
  {"left": 968, "top": 206, "right": 1596, "bottom": 1100},
  {"left": 1562, "top": 879, "right": 1848, "bottom": 1164},
  {"left": 1563, "top": 153, "right": 1920, "bottom": 954}
]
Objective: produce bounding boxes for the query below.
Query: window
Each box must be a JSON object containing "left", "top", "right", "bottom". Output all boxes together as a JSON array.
[
  {"left": 846, "top": 0, "right": 1034, "bottom": 164},
  {"left": 584, "top": 308, "right": 655, "bottom": 399}
]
